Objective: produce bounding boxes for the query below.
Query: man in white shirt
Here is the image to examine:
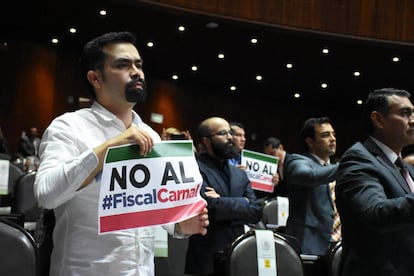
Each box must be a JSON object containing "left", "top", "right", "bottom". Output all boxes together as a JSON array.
[{"left": 34, "top": 31, "right": 209, "bottom": 276}]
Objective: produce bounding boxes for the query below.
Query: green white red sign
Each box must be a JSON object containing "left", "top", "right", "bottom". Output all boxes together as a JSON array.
[
  {"left": 98, "top": 141, "right": 206, "bottom": 234},
  {"left": 241, "top": 149, "right": 278, "bottom": 193}
]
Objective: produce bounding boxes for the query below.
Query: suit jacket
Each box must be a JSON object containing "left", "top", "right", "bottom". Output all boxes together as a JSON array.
[
  {"left": 337, "top": 138, "right": 414, "bottom": 276},
  {"left": 185, "top": 152, "right": 263, "bottom": 275},
  {"left": 284, "top": 153, "right": 338, "bottom": 255}
]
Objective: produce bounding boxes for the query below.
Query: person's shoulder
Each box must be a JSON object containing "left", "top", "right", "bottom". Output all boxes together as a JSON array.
[
  {"left": 56, "top": 108, "right": 91, "bottom": 121},
  {"left": 286, "top": 153, "right": 314, "bottom": 164},
  {"left": 339, "top": 141, "right": 375, "bottom": 170},
  {"left": 341, "top": 141, "right": 367, "bottom": 158},
  {"left": 47, "top": 108, "right": 93, "bottom": 132},
  {"left": 196, "top": 153, "right": 211, "bottom": 169}
]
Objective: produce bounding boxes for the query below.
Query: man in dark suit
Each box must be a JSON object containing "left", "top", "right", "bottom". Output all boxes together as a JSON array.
[
  {"left": 284, "top": 117, "right": 339, "bottom": 255},
  {"left": 185, "top": 117, "right": 263, "bottom": 275},
  {"left": 337, "top": 88, "right": 414, "bottom": 276}
]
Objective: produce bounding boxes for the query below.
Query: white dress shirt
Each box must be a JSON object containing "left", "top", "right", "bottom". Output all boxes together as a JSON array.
[{"left": 34, "top": 101, "right": 175, "bottom": 276}]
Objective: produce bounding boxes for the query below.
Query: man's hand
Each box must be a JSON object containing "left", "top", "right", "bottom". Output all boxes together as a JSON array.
[
  {"left": 78, "top": 125, "right": 154, "bottom": 190},
  {"left": 177, "top": 208, "right": 209, "bottom": 236},
  {"left": 237, "top": 164, "right": 246, "bottom": 170},
  {"left": 204, "top": 186, "right": 220, "bottom": 198},
  {"left": 272, "top": 173, "right": 280, "bottom": 187}
]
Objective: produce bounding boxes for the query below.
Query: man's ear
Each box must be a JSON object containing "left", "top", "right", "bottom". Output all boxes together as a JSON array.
[
  {"left": 371, "top": 111, "right": 384, "bottom": 129},
  {"left": 86, "top": 70, "right": 102, "bottom": 89},
  {"left": 202, "top": 136, "right": 210, "bottom": 146}
]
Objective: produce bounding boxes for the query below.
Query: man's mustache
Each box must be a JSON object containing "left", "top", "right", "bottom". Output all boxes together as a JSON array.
[{"left": 127, "top": 77, "right": 146, "bottom": 89}]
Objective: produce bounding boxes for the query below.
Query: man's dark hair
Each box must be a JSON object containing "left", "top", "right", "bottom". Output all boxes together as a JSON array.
[
  {"left": 263, "top": 137, "right": 281, "bottom": 149},
  {"left": 363, "top": 88, "right": 411, "bottom": 134},
  {"left": 300, "top": 117, "right": 332, "bottom": 152},
  {"left": 229, "top": 122, "right": 245, "bottom": 130},
  {"left": 80, "top": 31, "right": 137, "bottom": 98}
]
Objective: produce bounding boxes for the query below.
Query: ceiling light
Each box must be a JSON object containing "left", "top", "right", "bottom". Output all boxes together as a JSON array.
[
  {"left": 191, "top": 65, "right": 198, "bottom": 71},
  {"left": 322, "top": 48, "right": 329, "bottom": 54},
  {"left": 286, "top": 63, "right": 293, "bottom": 69},
  {"left": 230, "top": 85, "right": 237, "bottom": 91},
  {"left": 51, "top": 38, "right": 59, "bottom": 44},
  {"left": 217, "top": 53, "right": 224, "bottom": 59},
  {"left": 356, "top": 99, "right": 363, "bottom": 105},
  {"left": 147, "top": 41, "right": 154, "bottom": 48},
  {"left": 69, "top": 27, "right": 77, "bottom": 34},
  {"left": 294, "top": 93, "right": 301, "bottom": 98},
  {"left": 321, "top": 82, "right": 328, "bottom": 89},
  {"left": 99, "top": 9, "right": 107, "bottom": 16},
  {"left": 256, "top": 75, "right": 263, "bottom": 81},
  {"left": 250, "top": 38, "right": 258, "bottom": 44},
  {"left": 353, "top": 71, "right": 361, "bottom": 77},
  {"left": 172, "top": 75, "right": 178, "bottom": 80},
  {"left": 178, "top": 25, "right": 186, "bottom": 32},
  {"left": 206, "top": 22, "right": 219, "bottom": 29},
  {"left": 392, "top": 56, "right": 400, "bottom": 63}
]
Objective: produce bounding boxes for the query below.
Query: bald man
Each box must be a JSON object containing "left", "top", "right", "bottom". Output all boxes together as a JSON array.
[{"left": 185, "top": 117, "right": 263, "bottom": 275}]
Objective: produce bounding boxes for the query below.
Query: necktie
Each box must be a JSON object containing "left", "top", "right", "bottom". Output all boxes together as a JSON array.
[
  {"left": 395, "top": 157, "right": 414, "bottom": 192},
  {"left": 329, "top": 181, "right": 341, "bottom": 242}
]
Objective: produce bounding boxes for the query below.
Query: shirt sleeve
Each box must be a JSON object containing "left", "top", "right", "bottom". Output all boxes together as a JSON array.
[{"left": 34, "top": 117, "right": 99, "bottom": 209}]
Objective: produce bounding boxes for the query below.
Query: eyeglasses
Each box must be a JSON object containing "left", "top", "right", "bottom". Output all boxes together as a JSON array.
[{"left": 209, "top": 129, "right": 234, "bottom": 137}]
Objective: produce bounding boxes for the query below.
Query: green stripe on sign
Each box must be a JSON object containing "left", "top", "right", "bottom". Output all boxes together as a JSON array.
[
  {"left": 106, "top": 142, "right": 194, "bottom": 163},
  {"left": 243, "top": 150, "right": 278, "bottom": 164}
]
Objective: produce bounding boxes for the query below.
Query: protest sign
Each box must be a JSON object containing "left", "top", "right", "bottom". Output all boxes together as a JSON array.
[
  {"left": 98, "top": 141, "right": 206, "bottom": 234},
  {"left": 241, "top": 149, "right": 278, "bottom": 193}
]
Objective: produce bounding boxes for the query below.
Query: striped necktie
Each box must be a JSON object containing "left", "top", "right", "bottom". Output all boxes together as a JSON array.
[
  {"left": 395, "top": 157, "right": 414, "bottom": 192},
  {"left": 329, "top": 180, "right": 341, "bottom": 241}
]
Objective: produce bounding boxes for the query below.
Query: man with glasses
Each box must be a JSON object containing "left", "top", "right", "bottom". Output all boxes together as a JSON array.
[
  {"left": 185, "top": 117, "right": 263, "bottom": 275},
  {"left": 337, "top": 88, "right": 414, "bottom": 276}
]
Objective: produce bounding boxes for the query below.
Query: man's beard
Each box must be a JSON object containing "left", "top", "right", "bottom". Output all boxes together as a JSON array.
[
  {"left": 210, "top": 139, "right": 236, "bottom": 160},
  {"left": 125, "top": 77, "right": 147, "bottom": 103}
]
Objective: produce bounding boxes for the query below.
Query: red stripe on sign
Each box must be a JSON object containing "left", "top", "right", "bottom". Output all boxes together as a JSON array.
[
  {"left": 251, "top": 181, "right": 274, "bottom": 193},
  {"left": 100, "top": 199, "right": 206, "bottom": 233}
]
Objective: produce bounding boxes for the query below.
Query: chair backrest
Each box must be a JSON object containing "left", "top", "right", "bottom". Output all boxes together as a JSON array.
[
  {"left": 329, "top": 242, "right": 342, "bottom": 276},
  {"left": 261, "top": 198, "right": 279, "bottom": 225},
  {"left": 0, "top": 153, "right": 11, "bottom": 160},
  {"left": 0, "top": 217, "right": 38, "bottom": 276},
  {"left": 226, "top": 230, "right": 304, "bottom": 276},
  {"left": 9, "top": 162, "right": 25, "bottom": 193},
  {"left": 0, "top": 162, "right": 24, "bottom": 208},
  {"left": 12, "top": 171, "right": 42, "bottom": 222}
]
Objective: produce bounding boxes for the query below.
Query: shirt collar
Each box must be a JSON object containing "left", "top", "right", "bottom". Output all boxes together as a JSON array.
[
  {"left": 91, "top": 101, "right": 142, "bottom": 127},
  {"left": 370, "top": 136, "right": 400, "bottom": 163},
  {"left": 311, "top": 153, "right": 330, "bottom": 166}
]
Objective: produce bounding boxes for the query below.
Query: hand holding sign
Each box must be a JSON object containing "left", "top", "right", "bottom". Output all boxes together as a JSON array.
[
  {"left": 99, "top": 141, "right": 207, "bottom": 234},
  {"left": 177, "top": 207, "right": 209, "bottom": 236},
  {"left": 241, "top": 149, "right": 279, "bottom": 193}
]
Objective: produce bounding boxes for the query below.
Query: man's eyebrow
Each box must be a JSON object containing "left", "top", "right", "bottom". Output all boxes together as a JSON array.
[
  {"left": 113, "top": 57, "right": 143, "bottom": 63},
  {"left": 400, "top": 106, "right": 414, "bottom": 113}
]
